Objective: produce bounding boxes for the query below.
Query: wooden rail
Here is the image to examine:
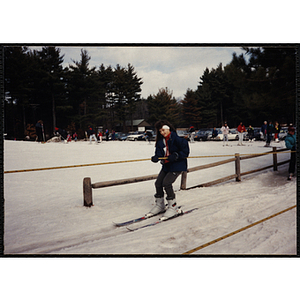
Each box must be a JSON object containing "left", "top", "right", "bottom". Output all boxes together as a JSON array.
[{"left": 83, "top": 147, "right": 290, "bottom": 206}]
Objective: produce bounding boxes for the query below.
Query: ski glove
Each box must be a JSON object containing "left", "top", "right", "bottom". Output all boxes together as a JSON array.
[
  {"left": 167, "top": 152, "right": 179, "bottom": 162},
  {"left": 151, "top": 155, "right": 159, "bottom": 163}
]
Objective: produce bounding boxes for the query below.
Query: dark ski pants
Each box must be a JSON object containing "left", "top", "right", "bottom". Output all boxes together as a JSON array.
[
  {"left": 155, "top": 169, "right": 182, "bottom": 200},
  {"left": 289, "top": 151, "right": 296, "bottom": 174}
]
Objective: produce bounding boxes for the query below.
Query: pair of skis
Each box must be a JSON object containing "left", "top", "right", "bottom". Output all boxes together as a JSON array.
[{"left": 113, "top": 207, "right": 198, "bottom": 232}]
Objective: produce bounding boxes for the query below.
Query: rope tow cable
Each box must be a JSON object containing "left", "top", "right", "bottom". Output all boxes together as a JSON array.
[
  {"left": 4, "top": 150, "right": 293, "bottom": 174},
  {"left": 4, "top": 158, "right": 151, "bottom": 174}
]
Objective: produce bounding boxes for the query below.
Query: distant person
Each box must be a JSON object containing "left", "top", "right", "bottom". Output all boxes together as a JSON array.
[
  {"left": 35, "top": 120, "right": 44, "bottom": 142},
  {"left": 105, "top": 129, "right": 109, "bottom": 141},
  {"left": 212, "top": 127, "right": 218, "bottom": 139},
  {"left": 265, "top": 121, "right": 274, "bottom": 147},
  {"left": 111, "top": 130, "right": 116, "bottom": 141},
  {"left": 247, "top": 125, "right": 254, "bottom": 142},
  {"left": 188, "top": 126, "right": 196, "bottom": 143},
  {"left": 98, "top": 131, "right": 103, "bottom": 143},
  {"left": 261, "top": 121, "right": 267, "bottom": 141},
  {"left": 237, "top": 122, "right": 246, "bottom": 145},
  {"left": 73, "top": 132, "right": 78, "bottom": 142},
  {"left": 274, "top": 121, "right": 281, "bottom": 142},
  {"left": 55, "top": 127, "right": 67, "bottom": 140},
  {"left": 285, "top": 126, "right": 296, "bottom": 180},
  {"left": 87, "top": 126, "right": 97, "bottom": 144},
  {"left": 221, "top": 122, "right": 229, "bottom": 146},
  {"left": 144, "top": 130, "right": 152, "bottom": 144},
  {"left": 67, "top": 133, "right": 72, "bottom": 142}
]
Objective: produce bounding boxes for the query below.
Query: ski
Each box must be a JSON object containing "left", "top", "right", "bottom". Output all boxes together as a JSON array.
[
  {"left": 113, "top": 211, "right": 164, "bottom": 227},
  {"left": 126, "top": 207, "right": 198, "bottom": 232}
]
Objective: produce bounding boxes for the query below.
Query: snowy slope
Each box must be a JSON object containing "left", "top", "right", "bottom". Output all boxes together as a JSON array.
[{"left": 3, "top": 139, "right": 296, "bottom": 255}]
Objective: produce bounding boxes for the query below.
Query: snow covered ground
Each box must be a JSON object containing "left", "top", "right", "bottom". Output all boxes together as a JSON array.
[{"left": 3, "top": 138, "right": 296, "bottom": 255}]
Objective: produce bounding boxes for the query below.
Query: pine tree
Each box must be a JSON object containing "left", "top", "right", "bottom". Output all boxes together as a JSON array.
[
  {"left": 181, "top": 89, "right": 201, "bottom": 128},
  {"left": 4, "top": 46, "right": 29, "bottom": 137},
  {"left": 196, "top": 68, "right": 219, "bottom": 127},
  {"left": 147, "top": 88, "right": 180, "bottom": 127},
  {"left": 37, "top": 46, "right": 65, "bottom": 132},
  {"left": 67, "top": 49, "right": 97, "bottom": 129},
  {"left": 124, "top": 64, "right": 143, "bottom": 131}
]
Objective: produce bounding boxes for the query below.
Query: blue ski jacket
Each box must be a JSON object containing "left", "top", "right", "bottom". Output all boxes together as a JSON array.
[
  {"left": 154, "top": 131, "right": 190, "bottom": 172},
  {"left": 285, "top": 133, "right": 296, "bottom": 150}
]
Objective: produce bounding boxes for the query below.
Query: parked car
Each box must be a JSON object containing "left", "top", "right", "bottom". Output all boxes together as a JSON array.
[
  {"left": 208, "top": 128, "right": 239, "bottom": 141},
  {"left": 228, "top": 129, "right": 239, "bottom": 140},
  {"left": 137, "top": 130, "right": 156, "bottom": 141},
  {"left": 127, "top": 131, "right": 145, "bottom": 141},
  {"left": 117, "top": 133, "right": 130, "bottom": 141},
  {"left": 279, "top": 127, "right": 288, "bottom": 140},
  {"left": 176, "top": 129, "right": 190, "bottom": 141},
  {"left": 194, "top": 129, "right": 211, "bottom": 141}
]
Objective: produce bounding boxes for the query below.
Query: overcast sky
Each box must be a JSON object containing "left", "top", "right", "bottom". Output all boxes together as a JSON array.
[{"left": 57, "top": 46, "right": 246, "bottom": 100}]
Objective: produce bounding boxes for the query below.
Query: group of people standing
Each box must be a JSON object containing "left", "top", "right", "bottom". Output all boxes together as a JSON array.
[
  {"left": 219, "top": 121, "right": 247, "bottom": 146},
  {"left": 86, "top": 127, "right": 114, "bottom": 144},
  {"left": 220, "top": 120, "right": 296, "bottom": 181},
  {"left": 219, "top": 120, "right": 282, "bottom": 147},
  {"left": 260, "top": 120, "right": 281, "bottom": 147}
]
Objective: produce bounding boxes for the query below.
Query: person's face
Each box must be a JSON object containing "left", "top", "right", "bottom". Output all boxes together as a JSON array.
[
  {"left": 289, "top": 131, "right": 295, "bottom": 135},
  {"left": 159, "top": 128, "right": 170, "bottom": 137}
]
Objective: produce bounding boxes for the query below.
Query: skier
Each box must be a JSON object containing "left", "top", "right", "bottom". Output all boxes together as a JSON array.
[
  {"left": 73, "top": 132, "right": 78, "bottom": 142},
  {"left": 105, "top": 129, "right": 109, "bottom": 141},
  {"left": 87, "top": 126, "right": 97, "bottom": 144},
  {"left": 221, "top": 122, "right": 229, "bottom": 146},
  {"left": 274, "top": 121, "right": 281, "bottom": 142},
  {"left": 35, "top": 120, "right": 44, "bottom": 142},
  {"left": 285, "top": 126, "right": 296, "bottom": 180},
  {"left": 247, "top": 125, "right": 254, "bottom": 142},
  {"left": 55, "top": 127, "right": 67, "bottom": 140},
  {"left": 98, "top": 131, "right": 103, "bottom": 143},
  {"left": 237, "top": 122, "right": 246, "bottom": 145},
  {"left": 261, "top": 121, "right": 267, "bottom": 141},
  {"left": 264, "top": 121, "right": 274, "bottom": 147},
  {"left": 147, "top": 120, "right": 190, "bottom": 221},
  {"left": 188, "top": 126, "right": 195, "bottom": 143},
  {"left": 67, "top": 133, "right": 72, "bottom": 142},
  {"left": 111, "top": 130, "right": 116, "bottom": 141},
  {"left": 144, "top": 130, "right": 153, "bottom": 144}
]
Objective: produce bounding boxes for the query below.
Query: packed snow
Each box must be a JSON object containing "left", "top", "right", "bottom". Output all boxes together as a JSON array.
[{"left": 3, "top": 138, "right": 296, "bottom": 255}]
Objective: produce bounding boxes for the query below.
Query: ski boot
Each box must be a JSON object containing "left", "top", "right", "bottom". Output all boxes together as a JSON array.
[
  {"left": 145, "top": 197, "right": 165, "bottom": 218},
  {"left": 160, "top": 199, "right": 182, "bottom": 221}
]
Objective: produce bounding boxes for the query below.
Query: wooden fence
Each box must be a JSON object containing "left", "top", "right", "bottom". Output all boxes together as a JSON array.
[{"left": 83, "top": 147, "right": 290, "bottom": 207}]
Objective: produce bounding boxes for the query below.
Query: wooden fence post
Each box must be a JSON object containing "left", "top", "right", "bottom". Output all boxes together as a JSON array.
[
  {"left": 273, "top": 147, "right": 278, "bottom": 171},
  {"left": 235, "top": 153, "right": 241, "bottom": 181},
  {"left": 83, "top": 177, "right": 93, "bottom": 207},
  {"left": 180, "top": 171, "right": 187, "bottom": 190}
]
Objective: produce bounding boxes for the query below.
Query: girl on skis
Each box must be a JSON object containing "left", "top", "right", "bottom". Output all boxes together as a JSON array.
[{"left": 146, "top": 120, "right": 190, "bottom": 221}]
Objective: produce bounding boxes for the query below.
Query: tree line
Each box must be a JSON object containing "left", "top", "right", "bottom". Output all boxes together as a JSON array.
[{"left": 4, "top": 46, "right": 296, "bottom": 140}]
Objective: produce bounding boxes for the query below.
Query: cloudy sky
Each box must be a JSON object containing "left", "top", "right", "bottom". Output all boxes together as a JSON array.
[{"left": 57, "top": 46, "right": 246, "bottom": 100}]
